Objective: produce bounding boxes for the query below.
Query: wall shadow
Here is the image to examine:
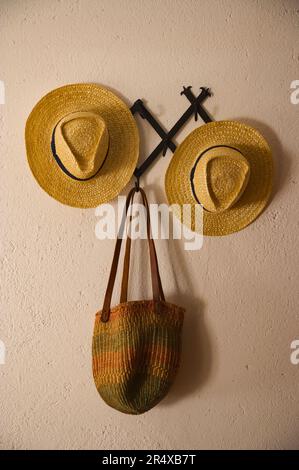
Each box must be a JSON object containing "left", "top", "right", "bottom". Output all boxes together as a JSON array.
[
  {"left": 162, "top": 293, "right": 212, "bottom": 406},
  {"left": 148, "top": 184, "right": 213, "bottom": 405}
]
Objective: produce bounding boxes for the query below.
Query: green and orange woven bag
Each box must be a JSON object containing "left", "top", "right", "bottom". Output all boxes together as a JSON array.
[{"left": 92, "top": 187, "right": 185, "bottom": 414}]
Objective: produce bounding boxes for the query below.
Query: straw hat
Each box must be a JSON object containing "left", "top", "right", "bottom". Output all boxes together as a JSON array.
[
  {"left": 165, "top": 121, "right": 273, "bottom": 236},
  {"left": 25, "top": 83, "right": 139, "bottom": 207}
]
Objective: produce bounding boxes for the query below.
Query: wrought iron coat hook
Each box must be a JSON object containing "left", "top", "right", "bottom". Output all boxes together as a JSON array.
[{"left": 130, "top": 85, "right": 213, "bottom": 185}]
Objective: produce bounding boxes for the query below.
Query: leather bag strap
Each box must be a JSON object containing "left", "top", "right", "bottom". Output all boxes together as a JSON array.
[
  {"left": 101, "top": 187, "right": 135, "bottom": 322},
  {"left": 120, "top": 188, "right": 165, "bottom": 304},
  {"left": 101, "top": 187, "right": 164, "bottom": 322}
]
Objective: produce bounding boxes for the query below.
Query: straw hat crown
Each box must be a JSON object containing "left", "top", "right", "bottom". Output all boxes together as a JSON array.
[
  {"left": 192, "top": 146, "right": 251, "bottom": 213},
  {"left": 53, "top": 111, "right": 109, "bottom": 180}
]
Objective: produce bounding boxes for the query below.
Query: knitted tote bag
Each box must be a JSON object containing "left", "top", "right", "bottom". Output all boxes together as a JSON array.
[{"left": 92, "top": 187, "right": 185, "bottom": 414}]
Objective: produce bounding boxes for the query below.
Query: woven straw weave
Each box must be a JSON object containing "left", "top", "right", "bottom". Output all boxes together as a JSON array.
[
  {"left": 93, "top": 300, "right": 184, "bottom": 414},
  {"left": 25, "top": 83, "right": 139, "bottom": 207}
]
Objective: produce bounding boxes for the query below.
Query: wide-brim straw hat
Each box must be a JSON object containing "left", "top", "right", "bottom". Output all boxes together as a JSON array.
[
  {"left": 165, "top": 121, "right": 273, "bottom": 236},
  {"left": 25, "top": 83, "right": 139, "bottom": 208}
]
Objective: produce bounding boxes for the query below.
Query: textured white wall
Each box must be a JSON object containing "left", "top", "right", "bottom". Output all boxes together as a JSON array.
[{"left": 1, "top": 0, "right": 299, "bottom": 450}]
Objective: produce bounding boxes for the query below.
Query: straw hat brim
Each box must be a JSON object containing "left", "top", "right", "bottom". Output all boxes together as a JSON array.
[
  {"left": 165, "top": 121, "right": 273, "bottom": 236},
  {"left": 25, "top": 83, "right": 139, "bottom": 208}
]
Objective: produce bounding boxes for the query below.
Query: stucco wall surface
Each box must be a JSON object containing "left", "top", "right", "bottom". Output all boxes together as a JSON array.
[{"left": 0, "top": 0, "right": 299, "bottom": 450}]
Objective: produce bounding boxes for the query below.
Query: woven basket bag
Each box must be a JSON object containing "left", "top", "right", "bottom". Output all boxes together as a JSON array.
[{"left": 92, "top": 187, "right": 185, "bottom": 414}]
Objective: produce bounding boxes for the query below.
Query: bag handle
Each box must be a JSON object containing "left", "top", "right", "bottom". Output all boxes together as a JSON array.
[
  {"left": 120, "top": 187, "right": 165, "bottom": 304},
  {"left": 101, "top": 187, "right": 135, "bottom": 322},
  {"left": 101, "top": 187, "right": 164, "bottom": 322}
]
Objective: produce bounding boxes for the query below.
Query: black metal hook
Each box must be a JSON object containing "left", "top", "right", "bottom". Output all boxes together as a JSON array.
[{"left": 135, "top": 175, "right": 140, "bottom": 192}]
